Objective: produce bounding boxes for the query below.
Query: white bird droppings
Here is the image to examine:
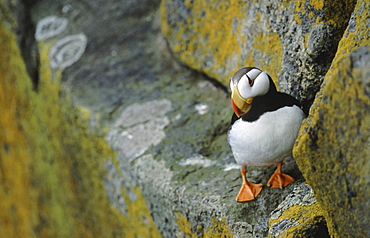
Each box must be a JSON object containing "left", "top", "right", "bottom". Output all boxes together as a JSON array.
[
  {"left": 49, "top": 33, "right": 87, "bottom": 69},
  {"left": 223, "top": 163, "right": 240, "bottom": 171},
  {"left": 62, "top": 4, "right": 72, "bottom": 13},
  {"left": 179, "top": 154, "right": 217, "bottom": 167},
  {"left": 195, "top": 103, "right": 209, "bottom": 115},
  {"left": 35, "top": 16, "right": 68, "bottom": 41}
]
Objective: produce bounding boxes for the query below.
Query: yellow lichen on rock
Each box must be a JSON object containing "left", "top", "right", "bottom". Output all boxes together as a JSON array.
[
  {"left": 161, "top": 0, "right": 367, "bottom": 236},
  {"left": 310, "top": 0, "right": 324, "bottom": 10},
  {"left": 0, "top": 19, "right": 120, "bottom": 237},
  {"left": 176, "top": 212, "right": 233, "bottom": 238},
  {"left": 176, "top": 212, "right": 197, "bottom": 238},
  {"left": 205, "top": 217, "right": 234, "bottom": 238},
  {"left": 294, "top": 51, "right": 370, "bottom": 237},
  {"left": 268, "top": 183, "right": 327, "bottom": 237},
  {"left": 0, "top": 11, "right": 162, "bottom": 238},
  {"left": 0, "top": 23, "right": 38, "bottom": 237},
  {"left": 293, "top": 1, "right": 370, "bottom": 236},
  {"left": 161, "top": 0, "right": 244, "bottom": 84},
  {"left": 323, "top": 0, "right": 357, "bottom": 27},
  {"left": 294, "top": 0, "right": 356, "bottom": 27},
  {"left": 269, "top": 202, "right": 325, "bottom": 238},
  {"left": 329, "top": 0, "right": 369, "bottom": 64},
  {"left": 161, "top": 0, "right": 356, "bottom": 115},
  {"left": 161, "top": 0, "right": 286, "bottom": 85},
  {"left": 120, "top": 186, "right": 163, "bottom": 238},
  {"left": 161, "top": 0, "right": 369, "bottom": 236},
  {"left": 251, "top": 31, "right": 283, "bottom": 86}
]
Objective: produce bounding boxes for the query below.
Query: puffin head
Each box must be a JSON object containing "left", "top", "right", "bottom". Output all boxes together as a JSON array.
[{"left": 230, "top": 67, "right": 275, "bottom": 117}]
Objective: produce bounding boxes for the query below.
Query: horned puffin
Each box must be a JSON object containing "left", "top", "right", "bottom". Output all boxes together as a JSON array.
[{"left": 227, "top": 67, "right": 305, "bottom": 203}]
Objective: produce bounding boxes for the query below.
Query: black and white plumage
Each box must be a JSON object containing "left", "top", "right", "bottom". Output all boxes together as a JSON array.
[{"left": 227, "top": 67, "right": 305, "bottom": 202}]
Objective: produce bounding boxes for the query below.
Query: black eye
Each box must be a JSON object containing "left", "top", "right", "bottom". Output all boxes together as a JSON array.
[{"left": 247, "top": 75, "right": 254, "bottom": 86}]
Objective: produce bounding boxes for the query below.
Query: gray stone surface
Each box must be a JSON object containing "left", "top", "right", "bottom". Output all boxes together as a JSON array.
[
  {"left": 269, "top": 183, "right": 316, "bottom": 221},
  {"left": 2, "top": 0, "right": 40, "bottom": 89},
  {"left": 28, "top": 0, "right": 327, "bottom": 237}
]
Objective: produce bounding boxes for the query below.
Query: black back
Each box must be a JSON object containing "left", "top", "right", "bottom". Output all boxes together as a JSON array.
[{"left": 230, "top": 77, "right": 304, "bottom": 125}]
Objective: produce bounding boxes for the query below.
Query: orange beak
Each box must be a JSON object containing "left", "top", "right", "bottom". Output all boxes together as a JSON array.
[
  {"left": 231, "top": 98, "right": 243, "bottom": 117},
  {"left": 231, "top": 86, "right": 253, "bottom": 117}
]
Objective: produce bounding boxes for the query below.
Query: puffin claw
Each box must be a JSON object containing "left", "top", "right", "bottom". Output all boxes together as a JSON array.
[
  {"left": 267, "top": 161, "right": 295, "bottom": 188},
  {"left": 236, "top": 181, "right": 263, "bottom": 202},
  {"left": 267, "top": 172, "right": 294, "bottom": 188}
]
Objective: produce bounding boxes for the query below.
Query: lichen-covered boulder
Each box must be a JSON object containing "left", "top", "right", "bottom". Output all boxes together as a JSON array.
[
  {"left": 268, "top": 183, "right": 328, "bottom": 237},
  {"left": 0, "top": 1, "right": 162, "bottom": 237},
  {"left": 161, "top": 0, "right": 356, "bottom": 113},
  {"left": 294, "top": 1, "right": 370, "bottom": 234}
]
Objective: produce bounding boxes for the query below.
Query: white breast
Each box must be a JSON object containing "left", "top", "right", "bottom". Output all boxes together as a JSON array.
[{"left": 228, "top": 105, "right": 305, "bottom": 166}]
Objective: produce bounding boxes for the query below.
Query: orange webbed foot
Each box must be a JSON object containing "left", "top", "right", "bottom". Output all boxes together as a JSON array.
[
  {"left": 236, "top": 167, "right": 263, "bottom": 202},
  {"left": 236, "top": 181, "right": 263, "bottom": 202},
  {"left": 267, "top": 162, "right": 294, "bottom": 188},
  {"left": 267, "top": 172, "right": 294, "bottom": 188}
]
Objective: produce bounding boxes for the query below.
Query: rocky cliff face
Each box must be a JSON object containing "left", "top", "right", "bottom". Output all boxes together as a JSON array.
[
  {"left": 162, "top": 0, "right": 370, "bottom": 237},
  {"left": 1, "top": 0, "right": 369, "bottom": 237},
  {"left": 161, "top": 0, "right": 356, "bottom": 114}
]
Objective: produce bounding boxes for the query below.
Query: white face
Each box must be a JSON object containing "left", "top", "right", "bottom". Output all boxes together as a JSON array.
[{"left": 230, "top": 68, "right": 270, "bottom": 99}]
